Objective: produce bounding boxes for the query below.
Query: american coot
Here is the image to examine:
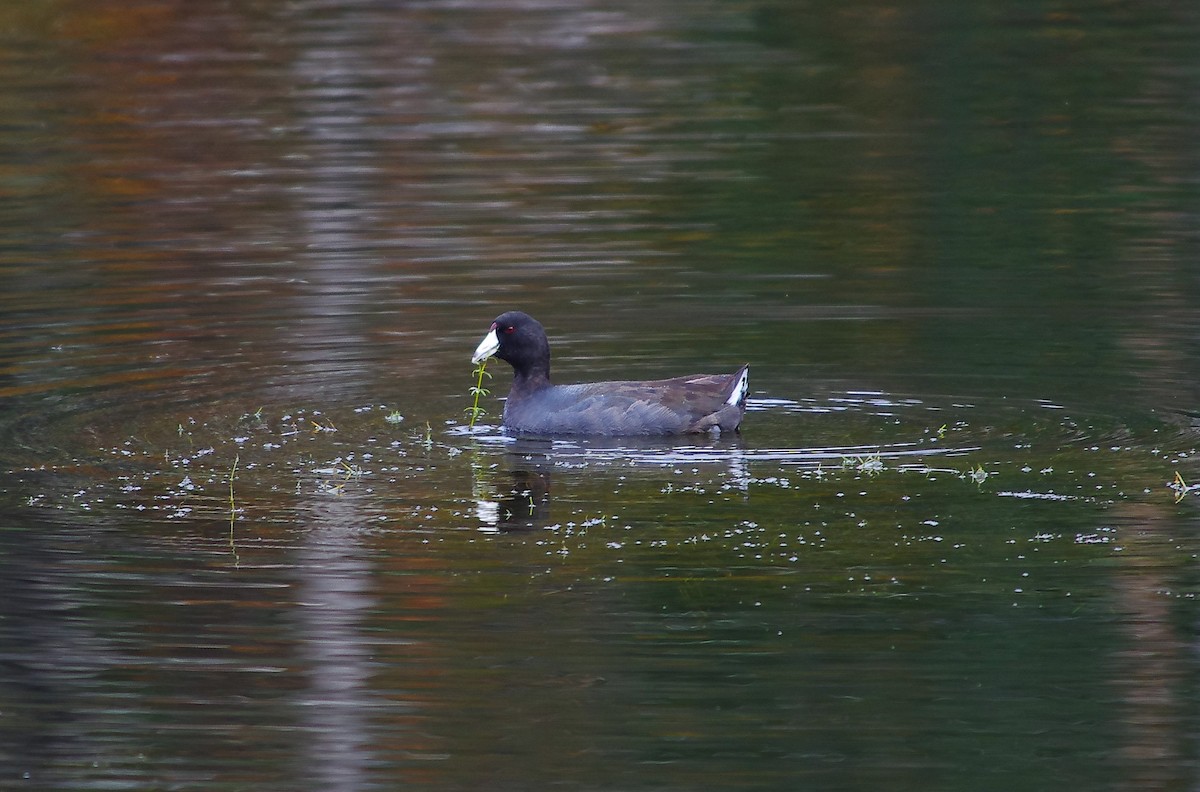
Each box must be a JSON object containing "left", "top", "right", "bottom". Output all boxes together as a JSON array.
[{"left": 471, "top": 311, "right": 749, "bottom": 436}]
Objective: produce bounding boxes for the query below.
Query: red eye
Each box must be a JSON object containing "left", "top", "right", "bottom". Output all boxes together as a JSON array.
[{"left": 503, "top": 326, "right": 516, "bottom": 334}]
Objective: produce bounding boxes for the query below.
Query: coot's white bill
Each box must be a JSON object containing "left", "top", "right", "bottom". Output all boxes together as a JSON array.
[{"left": 472, "top": 327, "right": 500, "bottom": 364}]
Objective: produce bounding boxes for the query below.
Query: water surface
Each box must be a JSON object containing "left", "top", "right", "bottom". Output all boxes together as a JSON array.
[{"left": 2, "top": 1, "right": 1199, "bottom": 790}]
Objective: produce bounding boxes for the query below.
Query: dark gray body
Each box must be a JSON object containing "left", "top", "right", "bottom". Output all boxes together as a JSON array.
[{"left": 502, "top": 366, "right": 750, "bottom": 437}]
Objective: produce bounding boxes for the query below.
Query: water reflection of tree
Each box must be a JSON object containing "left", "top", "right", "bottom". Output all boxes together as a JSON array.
[{"left": 1109, "top": 4, "right": 1200, "bottom": 779}]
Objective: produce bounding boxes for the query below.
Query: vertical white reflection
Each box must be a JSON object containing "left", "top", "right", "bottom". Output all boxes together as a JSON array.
[
  {"left": 293, "top": 501, "right": 376, "bottom": 792},
  {"left": 282, "top": 4, "right": 397, "bottom": 785}
]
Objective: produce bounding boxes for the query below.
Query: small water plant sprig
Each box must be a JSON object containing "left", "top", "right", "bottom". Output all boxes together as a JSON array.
[
  {"left": 841, "top": 452, "right": 884, "bottom": 476},
  {"left": 966, "top": 463, "right": 990, "bottom": 487},
  {"left": 228, "top": 454, "right": 240, "bottom": 567},
  {"left": 466, "top": 358, "right": 491, "bottom": 428},
  {"left": 1171, "top": 471, "right": 1200, "bottom": 504}
]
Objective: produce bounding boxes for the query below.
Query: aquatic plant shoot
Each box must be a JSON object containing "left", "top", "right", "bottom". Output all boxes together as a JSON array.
[{"left": 467, "top": 357, "right": 490, "bottom": 428}]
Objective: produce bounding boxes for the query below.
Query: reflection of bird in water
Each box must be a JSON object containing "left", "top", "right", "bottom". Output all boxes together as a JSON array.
[{"left": 476, "top": 468, "right": 551, "bottom": 532}]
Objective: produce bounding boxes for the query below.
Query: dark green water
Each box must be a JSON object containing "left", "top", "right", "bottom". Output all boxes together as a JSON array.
[{"left": 2, "top": 1, "right": 1199, "bottom": 790}]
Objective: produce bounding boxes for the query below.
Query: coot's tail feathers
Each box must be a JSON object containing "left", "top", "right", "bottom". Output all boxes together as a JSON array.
[
  {"left": 686, "top": 365, "right": 749, "bottom": 434},
  {"left": 725, "top": 364, "right": 750, "bottom": 407}
]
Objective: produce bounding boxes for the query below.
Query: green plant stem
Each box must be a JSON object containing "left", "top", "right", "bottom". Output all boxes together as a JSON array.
[
  {"left": 468, "top": 359, "right": 490, "bottom": 428},
  {"left": 228, "top": 454, "right": 240, "bottom": 566}
]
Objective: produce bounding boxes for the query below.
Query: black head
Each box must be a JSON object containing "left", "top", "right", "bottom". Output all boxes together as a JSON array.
[{"left": 471, "top": 311, "right": 552, "bottom": 380}]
